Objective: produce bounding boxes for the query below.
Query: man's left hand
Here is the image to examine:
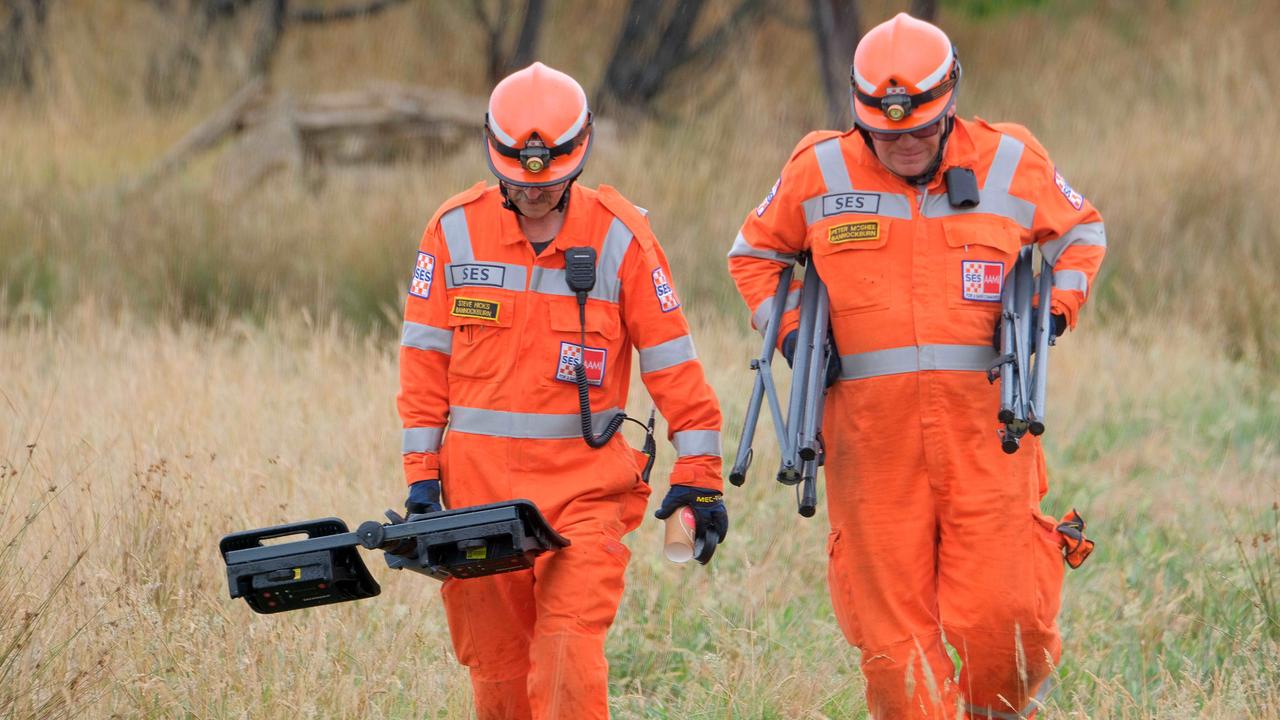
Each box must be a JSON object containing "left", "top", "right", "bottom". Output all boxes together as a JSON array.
[{"left": 654, "top": 485, "right": 729, "bottom": 564}]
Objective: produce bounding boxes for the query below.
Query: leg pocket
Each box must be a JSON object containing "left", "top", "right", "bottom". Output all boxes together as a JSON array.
[
  {"left": 1032, "top": 512, "right": 1067, "bottom": 630},
  {"left": 826, "top": 528, "right": 865, "bottom": 647}
]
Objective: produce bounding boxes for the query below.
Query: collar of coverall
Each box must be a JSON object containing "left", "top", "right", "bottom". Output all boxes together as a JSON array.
[
  {"left": 497, "top": 182, "right": 582, "bottom": 251},
  {"left": 859, "top": 116, "right": 979, "bottom": 190}
]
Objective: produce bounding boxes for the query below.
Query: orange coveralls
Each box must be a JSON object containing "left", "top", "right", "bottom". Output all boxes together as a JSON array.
[
  {"left": 729, "top": 118, "right": 1106, "bottom": 719},
  {"left": 399, "top": 182, "right": 722, "bottom": 719}
]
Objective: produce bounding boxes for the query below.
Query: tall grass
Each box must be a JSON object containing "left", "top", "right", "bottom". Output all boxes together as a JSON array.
[{"left": 0, "top": 309, "right": 1277, "bottom": 717}]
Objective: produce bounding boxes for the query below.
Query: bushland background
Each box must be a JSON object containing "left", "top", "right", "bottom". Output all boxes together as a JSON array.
[{"left": 1, "top": 0, "right": 1277, "bottom": 717}]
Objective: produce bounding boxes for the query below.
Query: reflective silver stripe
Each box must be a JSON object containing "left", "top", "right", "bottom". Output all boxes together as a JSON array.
[
  {"left": 638, "top": 335, "right": 697, "bottom": 373},
  {"left": 985, "top": 134, "right": 1025, "bottom": 194},
  {"left": 921, "top": 134, "right": 1036, "bottom": 228},
  {"left": 448, "top": 405, "right": 623, "bottom": 439},
  {"left": 528, "top": 219, "right": 633, "bottom": 303},
  {"left": 1039, "top": 222, "right": 1106, "bottom": 267},
  {"left": 813, "top": 138, "right": 853, "bottom": 193},
  {"left": 596, "top": 218, "right": 633, "bottom": 303},
  {"left": 402, "top": 426, "right": 443, "bottom": 454},
  {"left": 672, "top": 430, "right": 721, "bottom": 458},
  {"left": 440, "top": 207, "right": 473, "bottom": 264},
  {"left": 401, "top": 321, "right": 452, "bottom": 354},
  {"left": 751, "top": 288, "right": 801, "bottom": 332},
  {"left": 443, "top": 262, "right": 528, "bottom": 291},
  {"left": 1055, "top": 269, "right": 1089, "bottom": 294},
  {"left": 839, "top": 344, "right": 998, "bottom": 380},
  {"left": 728, "top": 231, "right": 797, "bottom": 263},
  {"left": 965, "top": 676, "right": 1054, "bottom": 720},
  {"left": 802, "top": 191, "right": 914, "bottom": 224}
]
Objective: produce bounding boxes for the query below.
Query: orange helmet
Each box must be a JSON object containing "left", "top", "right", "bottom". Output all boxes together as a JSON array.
[
  {"left": 485, "top": 62, "right": 593, "bottom": 187},
  {"left": 851, "top": 13, "right": 960, "bottom": 135}
]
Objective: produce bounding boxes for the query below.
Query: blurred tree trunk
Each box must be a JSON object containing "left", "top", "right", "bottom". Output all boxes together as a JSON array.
[
  {"left": 0, "top": 0, "right": 50, "bottom": 93},
  {"left": 248, "top": 0, "right": 287, "bottom": 76},
  {"left": 468, "top": 0, "right": 546, "bottom": 85},
  {"left": 809, "top": 0, "right": 860, "bottom": 128},
  {"left": 596, "top": 0, "right": 766, "bottom": 114},
  {"left": 909, "top": 0, "right": 937, "bottom": 21}
]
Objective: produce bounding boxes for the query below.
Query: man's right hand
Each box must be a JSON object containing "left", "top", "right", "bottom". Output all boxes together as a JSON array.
[
  {"left": 405, "top": 479, "right": 443, "bottom": 516},
  {"left": 782, "top": 330, "right": 841, "bottom": 387}
]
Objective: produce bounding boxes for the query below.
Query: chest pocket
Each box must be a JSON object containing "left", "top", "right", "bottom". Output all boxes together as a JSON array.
[
  {"left": 446, "top": 290, "right": 516, "bottom": 381},
  {"left": 542, "top": 300, "right": 622, "bottom": 388},
  {"left": 811, "top": 220, "right": 892, "bottom": 317},
  {"left": 944, "top": 220, "right": 1022, "bottom": 311}
]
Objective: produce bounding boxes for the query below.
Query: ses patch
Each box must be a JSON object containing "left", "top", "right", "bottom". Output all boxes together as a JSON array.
[
  {"left": 449, "top": 263, "right": 506, "bottom": 288},
  {"left": 450, "top": 296, "right": 501, "bottom": 321},
  {"left": 1054, "top": 168, "right": 1084, "bottom": 211},
  {"left": 828, "top": 221, "right": 879, "bottom": 244},
  {"left": 556, "top": 342, "right": 607, "bottom": 386},
  {"left": 962, "top": 260, "right": 1004, "bottom": 302},
  {"left": 652, "top": 267, "right": 681, "bottom": 313},
  {"left": 409, "top": 251, "right": 435, "bottom": 299},
  {"left": 755, "top": 177, "right": 781, "bottom": 217}
]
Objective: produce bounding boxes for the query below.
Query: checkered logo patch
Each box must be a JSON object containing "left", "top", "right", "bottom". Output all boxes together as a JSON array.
[
  {"left": 1054, "top": 168, "right": 1084, "bottom": 211},
  {"left": 962, "top": 260, "right": 1004, "bottom": 302},
  {"left": 409, "top": 251, "right": 435, "bottom": 299},
  {"left": 556, "top": 342, "right": 607, "bottom": 386},
  {"left": 652, "top": 267, "right": 680, "bottom": 313}
]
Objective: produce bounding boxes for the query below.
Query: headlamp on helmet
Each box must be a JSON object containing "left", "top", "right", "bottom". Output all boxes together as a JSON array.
[
  {"left": 520, "top": 138, "right": 550, "bottom": 174},
  {"left": 854, "top": 64, "right": 957, "bottom": 124},
  {"left": 485, "top": 117, "right": 592, "bottom": 182}
]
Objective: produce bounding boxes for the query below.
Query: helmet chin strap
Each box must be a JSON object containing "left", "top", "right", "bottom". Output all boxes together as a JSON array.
[
  {"left": 500, "top": 178, "right": 576, "bottom": 217},
  {"left": 859, "top": 114, "right": 955, "bottom": 186}
]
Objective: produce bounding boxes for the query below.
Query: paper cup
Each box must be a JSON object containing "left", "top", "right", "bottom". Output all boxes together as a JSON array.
[{"left": 663, "top": 506, "right": 696, "bottom": 563}]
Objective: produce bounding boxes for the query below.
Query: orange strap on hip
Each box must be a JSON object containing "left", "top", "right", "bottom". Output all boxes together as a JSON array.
[{"left": 1057, "top": 508, "right": 1095, "bottom": 569}]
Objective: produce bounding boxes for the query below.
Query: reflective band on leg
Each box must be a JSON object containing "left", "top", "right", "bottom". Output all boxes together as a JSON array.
[
  {"left": 672, "top": 430, "right": 722, "bottom": 458},
  {"left": 402, "top": 426, "right": 444, "bottom": 454},
  {"left": 638, "top": 335, "right": 697, "bottom": 374},
  {"left": 965, "top": 676, "right": 1055, "bottom": 720},
  {"left": 402, "top": 321, "right": 452, "bottom": 354},
  {"left": 448, "top": 406, "right": 624, "bottom": 440},
  {"left": 838, "top": 344, "right": 998, "bottom": 381}
]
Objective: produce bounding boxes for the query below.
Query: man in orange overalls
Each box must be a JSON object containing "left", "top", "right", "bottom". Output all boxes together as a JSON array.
[
  {"left": 728, "top": 14, "right": 1104, "bottom": 719},
  {"left": 396, "top": 62, "right": 726, "bottom": 719}
]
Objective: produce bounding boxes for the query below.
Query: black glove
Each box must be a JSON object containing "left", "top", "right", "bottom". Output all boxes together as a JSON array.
[
  {"left": 991, "top": 313, "right": 1066, "bottom": 350},
  {"left": 405, "top": 479, "right": 443, "bottom": 516},
  {"left": 781, "top": 330, "right": 842, "bottom": 387},
  {"left": 653, "top": 485, "right": 728, "bottom": 564}
]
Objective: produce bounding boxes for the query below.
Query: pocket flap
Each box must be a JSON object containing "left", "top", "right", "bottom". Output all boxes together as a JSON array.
[
  {"left": 943, "top": 220, "right": 1021, "bottom": 253},
  {"left": 548, "top": 301, "right": 621, "bottom": 339}
]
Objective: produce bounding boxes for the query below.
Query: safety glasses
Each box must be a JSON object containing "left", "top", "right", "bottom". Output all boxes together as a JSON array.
[{"left": 866, "top": 120, "right": 943, "bottom": 143}]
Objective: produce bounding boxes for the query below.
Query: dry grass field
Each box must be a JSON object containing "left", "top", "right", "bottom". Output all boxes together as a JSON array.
[{"left": 2, "top": 0, "right": 1278, "bottom": 718}]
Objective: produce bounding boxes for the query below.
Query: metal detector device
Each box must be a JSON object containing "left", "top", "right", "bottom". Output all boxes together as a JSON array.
[
  {"left": 729, "top": 257, "right": 833, "bottom": 517},
  {"left": 220, "top": 500, "right": 569, "bottom": 614},
  {"left": 990, "top": 246, "right": 1056, "bottom": 453}
]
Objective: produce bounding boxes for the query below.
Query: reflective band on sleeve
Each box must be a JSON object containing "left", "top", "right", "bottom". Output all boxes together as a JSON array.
[
  {"left": 528, "top": 219, "right": 633, "bottom": 303},
  {"left": 920, "top": 134, "right": 1036, "bottom": 228},
  {"left": 1039, "top": 222, "right": 1106, "bottom": 267},
  {"left": 727, "top": 231, "right": 798, "bottom": 263},
  {"left": 638, "top": 335, "right": 697, "bottom": 373},
  {"left": 443, "top": 261, "right": 528, "bottom": 292},
  {"left": 401, "top": 321, "right": 452, "bottom": 354},
  {"left": 402, "top": 426, "right": 443, "bottom": 454},
  {"left": 839, "top": 344, "right": 998, "bottom": 381},
  {"left": 448, "top": 406, "right": 623, "bottom": 440},
  {"left": 751, "top": 288, "right": 802, "bottom": 334},
  {"left": 440, "top": 207, "right": 474, "bottom": 264},
  {"left": 1055, "top": 269, "right": 1089, "bottom": 294},
  {"left": 813, "top": 139, "right": 854, "bottom": 194},
  {"left": 672, "top": 430, "right": 722, "bottom": 458}
]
